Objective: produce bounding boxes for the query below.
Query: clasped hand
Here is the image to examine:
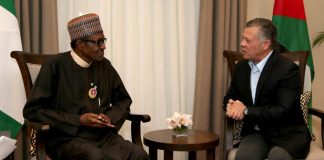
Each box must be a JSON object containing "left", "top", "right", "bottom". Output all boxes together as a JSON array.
[
  {"left": 80, "top": 113, "right": 115, "bottom": 128},
  {"left": 226, "top": 99, "right": 246, "bottom": 120}
]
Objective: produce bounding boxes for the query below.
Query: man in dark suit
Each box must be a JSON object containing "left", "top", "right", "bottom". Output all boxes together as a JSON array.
[{"left": 223, "top": 18, "right": 311, "bottom": 160}]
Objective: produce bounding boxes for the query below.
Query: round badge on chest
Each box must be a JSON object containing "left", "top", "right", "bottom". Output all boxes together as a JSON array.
[{"left": 88, "top": 83, "right": 97, "bottom": 99}]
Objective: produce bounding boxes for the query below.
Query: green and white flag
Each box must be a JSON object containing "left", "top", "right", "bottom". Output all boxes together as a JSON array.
[{"left": 0, "top": 0, "right": 25, "bottom": 138}]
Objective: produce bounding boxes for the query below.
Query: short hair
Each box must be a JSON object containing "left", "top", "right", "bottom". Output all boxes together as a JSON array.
[
  {"left": 245, "top": 18, "right": 278, "bottom": 50},
  {"left": 70, "top": 40, "right": 77, "bottom": 49}
]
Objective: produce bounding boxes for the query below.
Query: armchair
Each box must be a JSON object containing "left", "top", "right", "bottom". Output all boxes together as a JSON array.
[
  {"left": 223, "top": 50, "right": 324, "bottom": 160},
  {"left": 10, "top": 51, "right": 151, "bottom": 160}
]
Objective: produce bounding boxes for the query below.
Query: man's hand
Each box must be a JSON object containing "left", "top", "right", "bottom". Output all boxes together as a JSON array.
[
  {"left": 226, "top": 99, "right": 246, "bottom": 120},
  {"left": 80, "top": 113, "right": 115, "bottom": 128}
]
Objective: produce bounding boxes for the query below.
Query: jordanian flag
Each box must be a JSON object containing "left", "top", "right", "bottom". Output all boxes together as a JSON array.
[
  {"left": 0, "top": 0, "right": 25, "bottom": 138},
  {"left": 272, "top": 0, "right": 314, "bottom": 92}
]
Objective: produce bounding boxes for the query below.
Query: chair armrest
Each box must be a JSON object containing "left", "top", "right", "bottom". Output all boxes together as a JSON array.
[
  {"left": 126, "top": 113, "right": 151, "bottom": 123},
  {"left": 24, "top": 119, "right": 50, "bottom": 131},
  {"left": 22, "top": 119, "right": 50, "bottom": 159},
  {"left": 309, "top": 108, "right": 324, "bottom": 118},
  {"left": 308, "top": 108, "right": 324, "bottom": 149},
  {"left": 126, "top": 113, "right": 151, "bottom": 148}
]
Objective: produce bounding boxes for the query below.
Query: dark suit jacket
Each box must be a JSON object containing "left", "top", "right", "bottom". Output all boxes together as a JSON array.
[{"left": 223, "top": 51, "right": 311, "bottom": 158}]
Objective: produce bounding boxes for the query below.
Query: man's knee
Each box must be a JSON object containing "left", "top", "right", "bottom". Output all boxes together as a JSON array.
[{"left": 268, "top": 146, "right": 295, "bottom": 160}]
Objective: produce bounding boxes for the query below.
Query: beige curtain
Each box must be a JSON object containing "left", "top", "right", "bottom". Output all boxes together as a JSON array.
[
  {"left": 193, "top": 0, "right": 246, "bottom": 159},
  {"left": 11, "top": 1, "right": 59, "bottom": 159},
  {"left": 14, "top": 0, "right": 59, "bottom": 53}
]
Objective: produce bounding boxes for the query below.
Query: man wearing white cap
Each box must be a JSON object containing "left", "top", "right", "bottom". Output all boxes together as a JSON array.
[{"left": 23, "top": 13, "right": 150, "bottom": 160}]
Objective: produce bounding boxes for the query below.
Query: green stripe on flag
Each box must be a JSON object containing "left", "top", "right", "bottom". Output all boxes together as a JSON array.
[
  {"left": 0, "top": 0, "right": 16, "bottom": 16},
  {"left": 0, "top": 110, "right": 21, "bottom": 138},
  {"left": 272, "top": 16, "right": 314, "bottom": 80},
  {"left": 273, "top": 16, "right": 310, "bottom": 50}
]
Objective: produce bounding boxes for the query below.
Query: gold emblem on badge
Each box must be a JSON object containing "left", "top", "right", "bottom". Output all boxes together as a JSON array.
[{"left": 88, "top": 83, "right": 97, "bottom": 99}]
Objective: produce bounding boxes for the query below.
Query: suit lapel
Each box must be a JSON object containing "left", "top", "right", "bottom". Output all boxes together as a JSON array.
[
  {"left": 255, "top": 52, "right": 278, "bottom": 104},
  {"left": 241, "top": 61, "right": 254, "bottom": 105}
]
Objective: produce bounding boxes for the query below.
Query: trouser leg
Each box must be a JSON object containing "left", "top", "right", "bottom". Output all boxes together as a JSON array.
[{"left": 235, "top": 133, "right": 269, "bottom": 160}]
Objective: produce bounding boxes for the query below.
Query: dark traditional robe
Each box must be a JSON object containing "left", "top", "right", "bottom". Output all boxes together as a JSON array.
[{"left": 23, "top": 52, "right": 148, "bottom": 160}]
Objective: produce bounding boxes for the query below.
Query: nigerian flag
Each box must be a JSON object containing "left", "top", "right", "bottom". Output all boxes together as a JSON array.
[
  {"left": 272, "top": 0, "right": 314, "bottom": 92},
  {"left": 0, "top": 0, "right": 25, "bottom": 138}
]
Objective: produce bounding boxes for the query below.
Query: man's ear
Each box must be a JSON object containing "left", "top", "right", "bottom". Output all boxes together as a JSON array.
[
  {"left": 262, "top": 39, "right": 271, "bottom": 50},
  {"left": 76, "top": 40, "right": 84, "bottom": 50}
]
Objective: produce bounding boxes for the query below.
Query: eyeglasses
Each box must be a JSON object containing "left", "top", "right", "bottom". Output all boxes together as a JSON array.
[{"left": 83, "top": 38, "right": 107, "bottom": 47}]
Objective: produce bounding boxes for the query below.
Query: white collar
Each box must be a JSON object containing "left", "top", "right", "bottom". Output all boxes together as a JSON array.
[
  {"left": 248, "top": 50, "right": 273, "bottom": 72},
  {"left": 70, "top": 50, "right": 91, "bottom": 68}
]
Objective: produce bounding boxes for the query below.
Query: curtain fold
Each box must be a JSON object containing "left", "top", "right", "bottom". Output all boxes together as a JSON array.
[
  {"left": 15, "top": 0, "right": 59, "bottom": 53},
  {"left": 193, "top": 0, "right": 246, "bottom": 159}
]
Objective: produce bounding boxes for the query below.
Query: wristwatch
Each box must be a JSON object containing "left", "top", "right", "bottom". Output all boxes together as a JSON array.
[{"left": 243, "top": 108, "right": 248, "bottom": 115}]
